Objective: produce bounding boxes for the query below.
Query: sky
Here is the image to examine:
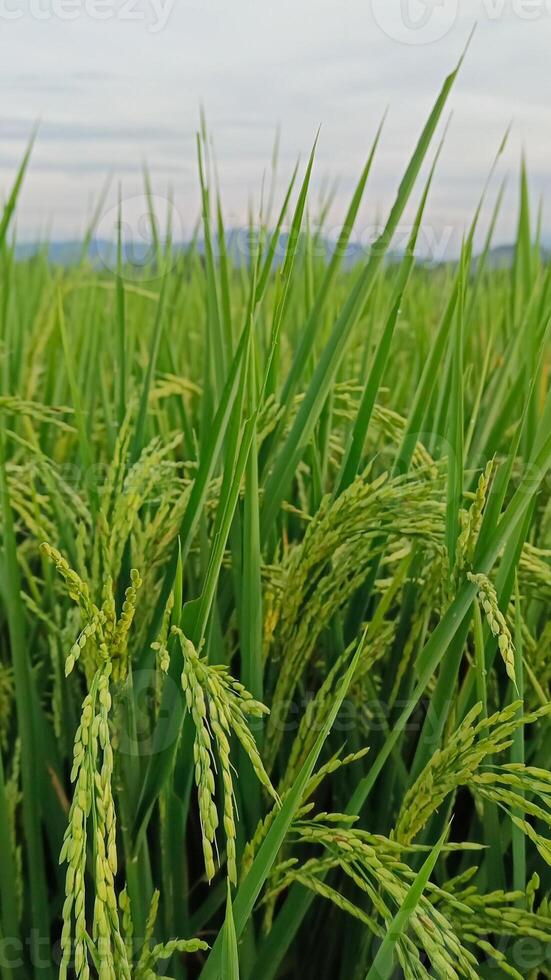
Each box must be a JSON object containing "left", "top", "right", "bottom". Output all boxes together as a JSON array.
[{"left": 2, "top": 0, "right": 551, "bottom": 257}]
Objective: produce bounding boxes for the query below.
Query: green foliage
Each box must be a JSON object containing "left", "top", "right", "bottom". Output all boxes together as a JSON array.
[{"left": 3, "top": 64, "right": 551, "bottom": 979}]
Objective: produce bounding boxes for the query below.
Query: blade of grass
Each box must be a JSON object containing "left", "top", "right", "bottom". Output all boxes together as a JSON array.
[
  {"left": 278, "top": 115, "right": 385, "bottom": 414},
  {"left": 129, "top": 265, "right": 168, "bottom": 463},
  {"left": 365, "top": 825, "right": 450, "bottom": 980},
  {"left": 0, "top": 750, "right": 20, "bottom": 979},
  {"left": 0, "top": 426, "right": 52, "bottom": 977},
  {"left": 0, "top": 128, "right": 36, "bottom": 251},
  {"left": 263, "top": 132, "right": 320, "bottom": 399},
  {"left": 473, "top": 600, "right": 504, "bottom": 891},
  {"left": 57, "top": 288, "right": 99, "bottom": 515},
  {"left": 445, "top": 242, "right": 466, "bottom": 570},
  {"left": 142, "top": 162, "right": 162, "bottom": 272},
  {"left": 197, "top": 131, "right": 227, "bottom": 397},
  {"left": 116, "top": 187, "right": 127, "bottom": 427},
  {"left": 254, "top": 162, "right": 299, "bottom": 306},
  {"left": 261, "top": 42, "right": 468, "bottom": 538},
  {"left": 512, "top": 575, "right": 526, "bottom": 900},
  {"left": 222, "top": 882, "right": 240, "bottom": 980},
  {"left": 336, "top": 127, "right": 446, "bottom": 495},
  {"left": 239, "top": 336, "right": 264, "bottom": 833}
]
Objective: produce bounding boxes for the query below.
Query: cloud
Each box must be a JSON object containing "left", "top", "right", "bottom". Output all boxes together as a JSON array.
[{"left": 1, "top": 0, "right": 550, "bottom": 241}]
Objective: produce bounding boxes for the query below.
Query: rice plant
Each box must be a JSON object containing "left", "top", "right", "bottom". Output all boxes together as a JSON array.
[{"left": 2, "top": 53, "right": 551, "bottom": 978}]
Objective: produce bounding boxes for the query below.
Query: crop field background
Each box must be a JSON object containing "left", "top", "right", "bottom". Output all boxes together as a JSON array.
[{"left": 2, "top": 51, "right": 551, "bottom": 979}]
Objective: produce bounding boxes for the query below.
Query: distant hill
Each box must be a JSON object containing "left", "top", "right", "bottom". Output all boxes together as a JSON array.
[
  {"left": 13, "top": 236, "right": 549, "bottom": 271},
  {"left": 13, "top": 233, "right": 367, "bottom": 270}
]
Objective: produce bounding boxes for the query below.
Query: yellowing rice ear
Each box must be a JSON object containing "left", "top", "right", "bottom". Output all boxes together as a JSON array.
[
  {"left": 468, "top": 572, "right": 517, "bottom": 687},
  {"left": 172, "top": 625, "right": 277, "bottom": 885}
]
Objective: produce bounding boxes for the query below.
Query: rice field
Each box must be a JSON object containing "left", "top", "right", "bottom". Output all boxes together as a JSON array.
[{"left": 2, "top": 54, "right": 551, "bottom": 979}]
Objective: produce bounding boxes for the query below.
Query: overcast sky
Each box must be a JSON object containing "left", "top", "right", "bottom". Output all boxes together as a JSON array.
[{"left": 2, "top": 0, "right": 551, "bottom": 256}]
